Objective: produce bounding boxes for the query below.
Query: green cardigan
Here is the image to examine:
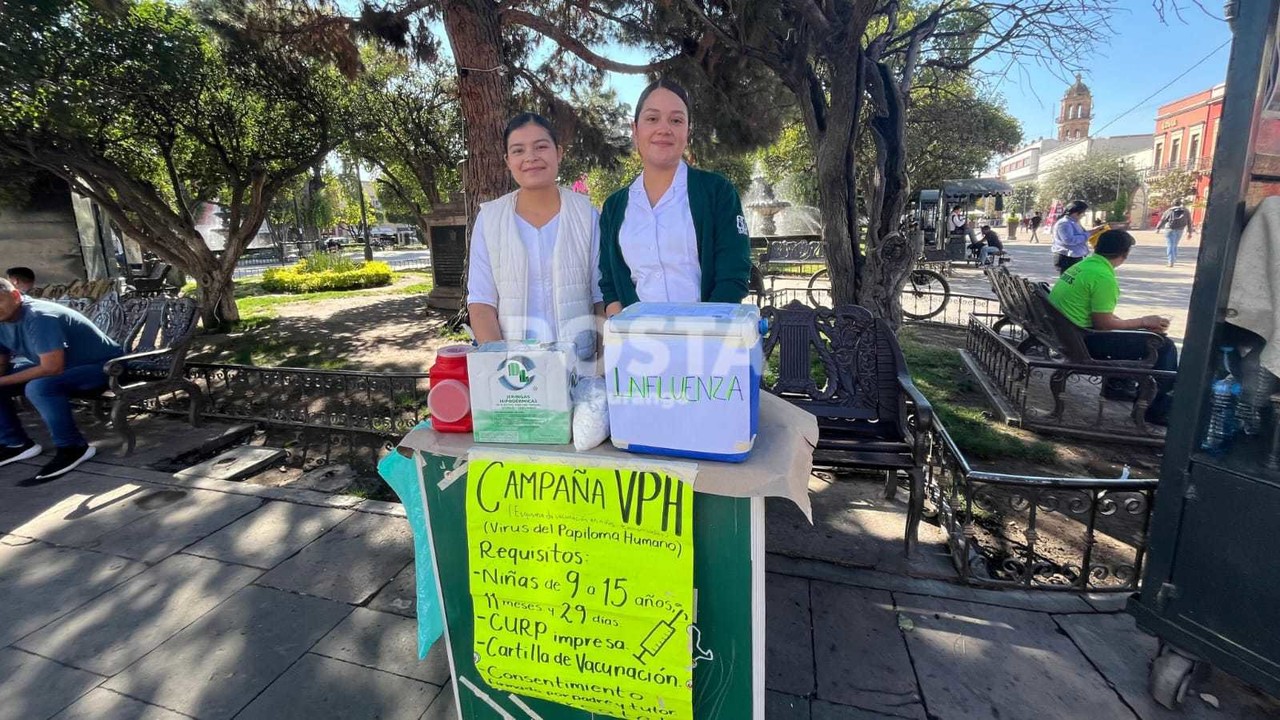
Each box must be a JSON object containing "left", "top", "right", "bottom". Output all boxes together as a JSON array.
[{"left": 598, "top": 166, "right": 752, "bottom": 307}]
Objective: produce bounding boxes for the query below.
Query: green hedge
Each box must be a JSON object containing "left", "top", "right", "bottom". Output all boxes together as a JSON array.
[{"left": 262, "top": 260, "right": 393, "bottom": 293}]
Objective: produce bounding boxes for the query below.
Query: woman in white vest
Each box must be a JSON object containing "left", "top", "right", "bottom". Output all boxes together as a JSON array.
[{"left": 466, "top": 113, "right": 603, "bottom": 366}]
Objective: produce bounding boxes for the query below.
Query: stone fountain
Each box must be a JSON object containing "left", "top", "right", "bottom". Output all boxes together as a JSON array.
[{"left": 744, "top": 161, "right": 791, "bottom": 237}]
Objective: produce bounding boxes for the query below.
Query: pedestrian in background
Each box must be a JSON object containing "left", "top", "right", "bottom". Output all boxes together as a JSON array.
[
  {"left": 1051, "top": 200, "right": 1090, "bottom": 274},
  {"left": 1156, "top": 202, "right": 1194, "bottom": 267},
  {"left": 1028, "top": 212, "right": 1043, "bottom": 243}
]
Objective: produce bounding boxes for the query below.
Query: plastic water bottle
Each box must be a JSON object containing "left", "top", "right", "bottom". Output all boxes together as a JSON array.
[
  {"left": 1237, "top": 344, "right": 1276, "bottom": 436},
  {"left": 1202, "top": 346, "right": 1242, "bottom": 454}
]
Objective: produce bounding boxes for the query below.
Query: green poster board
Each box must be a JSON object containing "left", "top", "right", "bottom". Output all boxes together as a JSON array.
[{"left": 415, "top": 449, "right": 762, "bottom": 720}]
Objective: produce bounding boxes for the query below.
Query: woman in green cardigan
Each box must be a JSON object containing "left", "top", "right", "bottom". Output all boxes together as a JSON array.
[{"left": 598, "top": 79, "right": 753, "bottom": 316}]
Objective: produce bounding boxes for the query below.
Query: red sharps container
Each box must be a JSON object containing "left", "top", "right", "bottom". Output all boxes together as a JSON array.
[{"left": 427, "top": 345, "right": 473, "bottom": 433}]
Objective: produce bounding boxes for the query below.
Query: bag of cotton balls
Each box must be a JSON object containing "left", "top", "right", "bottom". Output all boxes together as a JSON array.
[{"left": 571, "top": 376, "right": 609, "bottom": 452}]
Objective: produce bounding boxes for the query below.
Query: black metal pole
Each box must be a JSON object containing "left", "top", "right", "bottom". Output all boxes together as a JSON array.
[{"left": 356, "top": 162, "right": 373, "bottom": 262}]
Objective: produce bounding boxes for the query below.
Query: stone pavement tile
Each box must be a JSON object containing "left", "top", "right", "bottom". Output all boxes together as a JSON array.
[
  {"left": 257, "top": 511, "right": 413, "bottom": 605},
  {"left": 76, "top": 460, "right": 364, "bottom": 511},
  {"left": 184, "top": 501, "right": 353, "bottom": 569},
  {"left": 766, "top": 480, "right": 952, "bottom": 579},
  {"left": 1082, "top": 593, "right": 1131, "bottom": 613},
  {"left": 768, "top": 554, "right": 1095, "bottom": 614},
  {"left": 811, "top": 583, "right": 924, "bottom": 719},
  {"left": 766, "top": 573, "right": 815, "bottom": 696},
  {"left": 312, "top": 607, "right": 450, "bottom": 685},
  {"left": 9, "top": 482, "right": 177, "bottom": 551},
  {"left": 0, "top": 647, "right": 103, "bottom": 720},
  {"left": 174, "top": 446, "right": 285, "bottom": 482},
  {"left": 103, "top": 584, "right": 352, "bottom": 720},
  {"left": 895, "top": 593, "right": 1136, "bottom": 720},
  {"left": 17, "top": 553, "right": 261, "bottom": 676},
  {"left": 0, "top": 541, "right": 147, "bottom": 647},
  {"left": 420, "top": 681, "right": 458, "bottom": 720},
  {"left": 767, "top": 691, "right": 812, "bottom": 720},
  {"left": 0, "top": 471, "right": 126, "bottom": 534},
  {"left": 90, "top": 420, "right": 255, "bottom": 469},
  {"left": 358, "top": 499, "right": 408, "bottom": 518},
  {"left": 1055, "top": 613, "right": 1280, "bottom": 719},
  {"left": 236, "top": 653, "right": 440, "bottom": 720},
  {"left": 367, "top": 560, "right": 417, "bottom": 617},
  {"left": 71, "top": 460, "right": 186, "bottom": 486},
  {"left": 812, "top": 699, "right": 919, "bottom": 719},
  {"left": 89, "top": 488, "right": 263, "bottom": 563},
  {"left": 50, "top": 688, "right": 189, "bottom": 720}
]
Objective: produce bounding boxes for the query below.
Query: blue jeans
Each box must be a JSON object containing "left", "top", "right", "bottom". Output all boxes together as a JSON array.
[
  {"left": 1084, "top": 333, "right": 1179, "bottom": 420},
  {"left": 0, "top": 364, "right": 109, "bottom": 448},
  {"left": 1164, "top": 227, "right": 1186, "bottom": 265}
]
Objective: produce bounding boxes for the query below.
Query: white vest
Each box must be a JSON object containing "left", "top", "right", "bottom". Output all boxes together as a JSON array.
[{"left": 481, "top": 187, "right": 595, "bottom": 345}]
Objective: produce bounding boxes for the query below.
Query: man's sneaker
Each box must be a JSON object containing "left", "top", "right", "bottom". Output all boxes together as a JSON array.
[
  {"left": 0, "top": 441, "right": 42, "bottom": 469},
  {"left": 20, "top": 445, "right": 96, "bottom": 486}
]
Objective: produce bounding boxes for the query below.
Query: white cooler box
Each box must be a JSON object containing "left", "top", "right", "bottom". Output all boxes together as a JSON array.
[{"left": 604, "top": 302, "right": 764, "bottom": 462}]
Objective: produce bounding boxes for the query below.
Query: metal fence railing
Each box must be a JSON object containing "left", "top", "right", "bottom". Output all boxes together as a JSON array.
[
  {"left": 925, "top": 417, "right": 1156, "bottom": 593},
  {"left": 754, "top": 285, "right": 1001, "bottom": 331},
  {"left": 963, "top": 316, "right": 1174, "bottom": 445}
]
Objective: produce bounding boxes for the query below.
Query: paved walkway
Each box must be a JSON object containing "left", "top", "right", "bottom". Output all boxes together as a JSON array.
[
  {"left": 948, "top": 229, "right": 1200, "bottom": 344},
  {"left": 767, "top": 229, "right": 1199, "bottom": 343},
  {"left": 1, "top": 422, "right": 1276, "bottom": 719}
]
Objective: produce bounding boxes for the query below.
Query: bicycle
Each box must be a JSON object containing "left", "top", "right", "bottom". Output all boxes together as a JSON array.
[{"left": 805, "top": 265, "right": 951, "bottom": 320}]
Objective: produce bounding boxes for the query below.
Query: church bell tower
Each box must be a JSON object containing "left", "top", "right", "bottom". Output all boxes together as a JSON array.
[{"left": 1058, "top": 74, "right": 1093, "bottom": 142}]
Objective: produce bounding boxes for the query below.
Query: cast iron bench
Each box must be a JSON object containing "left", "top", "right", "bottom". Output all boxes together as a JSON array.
[
  {"left": 761, "top": 301, "right": 933, "bottom": 555},
  {"left": 753, "top": 235, "right": 826, "bottom": 301},
  {"left": 74, "top": 292, "right": 204, "bottom": 453},
  {"left": 983, "top": 266, "right": 1167, "bottom": 429}
]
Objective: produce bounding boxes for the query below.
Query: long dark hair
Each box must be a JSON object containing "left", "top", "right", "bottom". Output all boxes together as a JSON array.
[
  {"left": 503, "top": 112, "right": 558, "bottom": 151},
  {"left": 633, "top": 78, "right": 691, "bottom": 123}
]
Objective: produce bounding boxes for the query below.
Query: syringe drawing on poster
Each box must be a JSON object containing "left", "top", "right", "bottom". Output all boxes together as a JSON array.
[{"left": 634, "top": 607, "right": 688, "bottom": 664}]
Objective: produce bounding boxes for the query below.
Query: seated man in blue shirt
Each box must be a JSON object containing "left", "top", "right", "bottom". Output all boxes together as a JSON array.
[{"left": 0, "top": 278, "right": 123, "bottom": 484}]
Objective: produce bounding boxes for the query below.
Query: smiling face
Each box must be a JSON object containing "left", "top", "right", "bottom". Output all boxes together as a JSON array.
[
  {"left": 505, "top": 122, "right": 562, "bottom": 190},
  {"left": 632, "top": 87, "right": 689, "bottom": 171}
]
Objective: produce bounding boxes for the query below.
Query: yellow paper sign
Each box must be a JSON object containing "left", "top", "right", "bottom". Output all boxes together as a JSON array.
[{"left": 466, "top": 451, "right": 695, "bottom": 719}]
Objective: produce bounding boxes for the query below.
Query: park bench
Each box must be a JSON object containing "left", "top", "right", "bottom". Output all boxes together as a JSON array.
[
  {"left": 28, "top": 279, "right": 116, "bottom": 303},
  {"left": 754, "top": 235, "right": 825, "bottom": 287},
  {"left": 761, "top": 300, "right": 933, "bottom": 555},
  {"left": 127, "top": 261, "right": 182, "bottom": 297},
  {"left": 71, "top": 292, "right": 204, "bottom": 453},
  {"left": 979, "top": 266, "right": 1168, "bottom": 432}
]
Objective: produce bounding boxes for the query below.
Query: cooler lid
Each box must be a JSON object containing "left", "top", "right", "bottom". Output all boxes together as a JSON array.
[{"left": 606, "top": 302, "right": 761, "bottom": 339}]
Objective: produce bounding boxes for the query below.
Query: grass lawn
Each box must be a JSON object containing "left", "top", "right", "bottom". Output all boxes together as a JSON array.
[
  {"left": 898, "top": 327, "right": 1058, "bottom": 465},
  {"left": 189, "top": 270, "right": 450, "bottom": 370},
  {"left": 232, "top": 272, "right": 434, "bottom": 320}
]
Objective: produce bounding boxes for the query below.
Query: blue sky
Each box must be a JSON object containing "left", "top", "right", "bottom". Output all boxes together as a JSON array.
[
  {"left": 979, "top": 4, "right": 1232, "bottom": 141},
  {"left": 601, "top": 4, "right": 1232, "bottom": 143},
  {"left": 345, "top": 3, "right": 1230, "bottom": 146}
]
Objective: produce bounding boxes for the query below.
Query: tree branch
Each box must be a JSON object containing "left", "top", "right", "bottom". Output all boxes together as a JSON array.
[
  {"left": 792, "top": 0, "right": 834, "bottom": 36},
  {"left": 501, "top": 8, "right": 679, "bottom": 74}
]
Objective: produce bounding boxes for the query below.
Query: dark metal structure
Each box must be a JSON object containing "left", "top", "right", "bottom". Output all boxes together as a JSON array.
[
  {"left": 963, "top": 267, "right": 1175, "bottom": 444},
  {"left": 924, "top": 418, "right": 1156, "bottom": 592},
  {"left": 68, "top": 293, "right": 203, "bottom": 453},
  {"left": 760, "top": 301, "right": 933, "bottom": 555},
  {"left": 1128, "top": 0, "right": 1280, "bottom": 707}
]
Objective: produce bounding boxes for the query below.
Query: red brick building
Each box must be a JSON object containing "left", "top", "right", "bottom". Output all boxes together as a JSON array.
[{"left": 1149, "top": 83, "right": 1225, "bottom": 226}]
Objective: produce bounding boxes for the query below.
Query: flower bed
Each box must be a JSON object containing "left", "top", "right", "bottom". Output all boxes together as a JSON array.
[{"left": 262, "top": 258, "right": 393, "bottom": 293}]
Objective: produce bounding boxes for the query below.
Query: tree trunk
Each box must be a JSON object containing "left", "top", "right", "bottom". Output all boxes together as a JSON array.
[
  {"left": 796, "top": 54, "right": 861, "bottom": 308},
  {"left": 190, "top": 260, "right": 238, "bottom": 329},
  {"left": 443, "top": 0, "right": 512, "bottom": 216},
  {"left": 813, "top": 136, "right": 858, "bottom": 307},
  {"left": 859, "top": 59, "right": 915, "bottom": 327}
]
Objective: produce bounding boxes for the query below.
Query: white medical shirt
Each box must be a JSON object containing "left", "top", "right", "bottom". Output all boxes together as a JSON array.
[
  {"left": 466, "top": 207, "right": 603, "bottom": 342},
  {"left": 619, "top": 162, "right": 701, "bottom": 303}
]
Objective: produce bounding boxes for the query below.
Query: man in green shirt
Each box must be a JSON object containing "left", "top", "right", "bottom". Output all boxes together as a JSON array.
[{"left": 1047, "top": 230, "right": 1178, "bottom": 425}]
